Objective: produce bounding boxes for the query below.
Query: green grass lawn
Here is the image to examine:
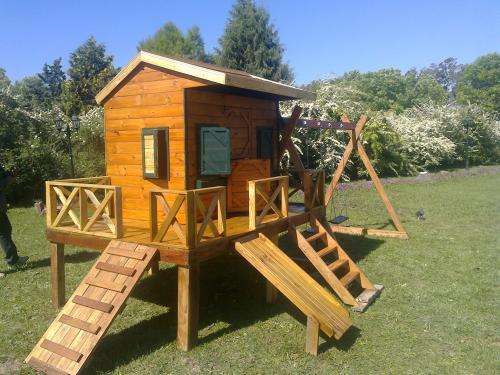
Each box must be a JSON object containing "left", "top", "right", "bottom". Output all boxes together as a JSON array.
[{"left": 1, "top": 170, "right": 498, "bottom": 374}]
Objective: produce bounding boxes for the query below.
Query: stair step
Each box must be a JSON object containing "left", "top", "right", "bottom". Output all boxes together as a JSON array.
[
  {"left": 85, "top": 277, "right": 126, "bottom": 293},
  {"left": 40, "top": 339, "right": 83, "bottom": 362},
  {"left": 73, "top": 295, "right": 114, "bottom": 313},
  {"left": 328, "top": 258, "right": 348, "bottom": 272},
  {"left": 340, "top": 271, "right": 359, "bottom": 287},
  {"left": 59, "top": 314, "right": 101, "bottom": 334},
  {"left": 305, "top": 232, "right": 326, "bottom": 243},
  {"left": 317, "top": 245, "right": 337, "bottom": 257},
  {"left": 96, "top": 262, "right": 136, "bottom": 277}
]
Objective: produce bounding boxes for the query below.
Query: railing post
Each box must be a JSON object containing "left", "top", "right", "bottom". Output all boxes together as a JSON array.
[
  {"left": 149, "top": 191, "right": 158, "bottom": 241},
  {"left": 303, "top": 171, "right": 313, "bottom": 210},
  {"left": 248, "top": 181, "right": 257, "bottom": 230},
  {"left": 218, "top": 188, "right": 227, "bottom": 236},
  {"left": 79, "top": 187, "right": 88, "bottom": 231},
  {"left": 186, "top": 190, "right": 196, "bottom": 248},
  {"left": 318, "top": 170, "right": 325, "bottom": 207},
  {"left": 45, "top": 182, "right": 57, "bottom": 227},
  {"left": 114, "top": 187, "right": 123, "bottom": 238},
  {"left": 281, "top": 177, "right": 289, "bottom": 218}
]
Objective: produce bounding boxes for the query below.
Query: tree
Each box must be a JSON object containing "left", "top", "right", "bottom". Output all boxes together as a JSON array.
[
  {"left": 0, "top": 68, "right": 10, "bottom": 89},
  {"left": 39, "top": 58, "right": 66, "bottom": 99},
  {"left": 13, "top": 75, "right": 50, "bottom": 109},
  {"left": 138, "top": 22, "right": 207, "bottom": 61},
  {"left": 65, "top": 36, "right": 116, "bottom": 114},
  {"left": 215, "top": 0, "right": 294, "bottom": 82},
  {"left": 423, "top": 57, "right": 464, "bottom": 97},
  {"left": 184, "top": 26, "right": 206, "bottom": 61},
  {"left": 456, "top": 53, "right": 500, "bottom": 115}
]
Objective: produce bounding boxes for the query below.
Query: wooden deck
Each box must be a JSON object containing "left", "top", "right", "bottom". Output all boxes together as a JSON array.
[{"left": 46, "top": 208, "right": 318, "bottom": 267}]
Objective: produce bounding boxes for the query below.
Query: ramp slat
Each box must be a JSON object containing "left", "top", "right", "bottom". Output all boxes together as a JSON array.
[
  {"left": 73, "top": 295, "right": 114, "bottom": 313},
  {"left": 59, "top": 315, "right": 101, "bottom": 335},
  {"left": 41, "top": 340, "right": 83, "bottom": 362},
  {"left": 84, "top": 277, "right": 126, "bottom": 293},
  {"left": 26, "top": 241, "right": 158, "bottom": 375},
  {"left": 27, "top": 357, "right": 69, "bottom": 375},
  {"left": 105, "top": 247, "right": 146, "bottom": 260},
  {"left": 95, "top": 262, "right": 136, "bottom": 276}
]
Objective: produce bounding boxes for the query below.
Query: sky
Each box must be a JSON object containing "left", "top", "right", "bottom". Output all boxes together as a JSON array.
[{"left": 0, "top": 0, "right": 499, "bottom": 85}]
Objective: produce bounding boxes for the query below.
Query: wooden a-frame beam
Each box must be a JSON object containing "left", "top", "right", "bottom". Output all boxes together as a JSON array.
[
  {"left": 279, "top": 105, "right": 305, "bottom": 173},
  {"left": 325, "top": 115, "right": 408, "bottom": 238}
]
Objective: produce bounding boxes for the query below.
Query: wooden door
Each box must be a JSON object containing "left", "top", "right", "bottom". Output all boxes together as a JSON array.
[{"left": 227, "top": 159, "right": 270, "bottom": 213}]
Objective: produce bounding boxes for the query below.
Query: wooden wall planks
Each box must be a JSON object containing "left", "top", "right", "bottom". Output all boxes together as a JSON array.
[
  {"left": 185, "top": 89, "right": 279, "bottom": 189},
  {"left": 104, "top": 65, "right": 202, "bottom": 225}
]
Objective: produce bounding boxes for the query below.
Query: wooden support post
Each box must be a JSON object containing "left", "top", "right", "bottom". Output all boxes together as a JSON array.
[
  {"left": 177, "top": 264, "right": 199, "bottom": 351},
  {"left": 305, "top": 316, "right": 319, "bottom": 356},
  {"left": 50, "top": 243, "right": 65, "bottom": 308},
  {"left": 148, "top": 258, "right": 160, "bottom": 276}
]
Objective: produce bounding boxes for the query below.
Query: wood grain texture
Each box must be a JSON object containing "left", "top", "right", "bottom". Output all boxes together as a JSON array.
[
  {"left": 26, "top": 241, "right": 159, "bottom": 375},
  {"left": 51, "top": 243, "right": 65, "bottom": 308},
  {"left": 177, "top": 264, "right": 199, "bottom": 351},
  {"left": 234, "top": 233, "right": 351, "bottom": 339}
]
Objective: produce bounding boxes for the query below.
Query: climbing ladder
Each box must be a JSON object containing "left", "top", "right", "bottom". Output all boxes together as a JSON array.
[
  {"left": 289, "top": 215, "right": 383, "bottom": 312},
  {"left": 26, "top": 241, "right": 158, "bottom": 375},
  {"left": 235, "top": 233, "right": 352, "bottom": 354}
]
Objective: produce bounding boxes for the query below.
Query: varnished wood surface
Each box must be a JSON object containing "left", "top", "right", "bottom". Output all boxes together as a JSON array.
[
  {"left": 234, "top": 233, "right": 352, "bottom": 339},
  {"left": 26, "top": 241, "right": 158, "bottom": 375},
  {"left": 46, "top": 208, "right": 325, "bottom": 266}
]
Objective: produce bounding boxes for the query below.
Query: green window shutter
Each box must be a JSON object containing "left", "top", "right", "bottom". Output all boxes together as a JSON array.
[
  {"left": 257, "top": 127, "right": 274, "bottom": 159},
  {"left": 200, "top": 127, "right": 231, "bottom": 175}
]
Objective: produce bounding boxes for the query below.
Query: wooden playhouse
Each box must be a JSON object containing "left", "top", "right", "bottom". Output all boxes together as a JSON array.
[{"left": 25, "top": 51, "right": 404, "bottom": 375}]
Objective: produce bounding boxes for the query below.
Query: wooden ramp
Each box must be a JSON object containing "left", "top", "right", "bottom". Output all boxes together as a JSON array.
[
  {"left": 234, "top": 233, "right": 352, "bottom": 353},
  {"left": 289, "top": 215, "right": 383, "bottom": 312},
  {"left": 26, "top": 241, "right": 158, "bottom": 375}
]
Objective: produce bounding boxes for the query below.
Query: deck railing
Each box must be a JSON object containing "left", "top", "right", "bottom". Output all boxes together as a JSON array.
[
  {"left": 46, "top": 176, "right": 123, "bottom": 238},
  {"left": 248, "top": 175, "right": 289, "bottom": 230},
  {"left": 150, "top": 186, "right": 227, "bottom": 248}
]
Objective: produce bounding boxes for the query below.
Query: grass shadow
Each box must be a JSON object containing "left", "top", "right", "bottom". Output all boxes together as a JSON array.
[
  {"left": 86, "top": 252, "right": 361, "bottom": 371},
  {"left": 334, "top": 234, "right": 385, "bottom": 263},
  {"left": 0, "top": 250, "right": 99, "bottom": 275}
]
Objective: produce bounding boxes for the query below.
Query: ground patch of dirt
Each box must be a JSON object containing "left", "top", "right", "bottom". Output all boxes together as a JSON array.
[{"left": 0, "top": 356, "right": 21, "bottom": 375}]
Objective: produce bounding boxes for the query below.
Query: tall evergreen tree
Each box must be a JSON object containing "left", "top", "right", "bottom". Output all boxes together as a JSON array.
[
  {"left": 63, "top": 36, "right": 116, "bottom": 114},
  {"left": 184, "top": 26, "right": 206, "bottom": 61},
  {"left": 216, "top": 0, "right": 293, "bottom": 82},
  {"left": 138, "top": 22, "right": 207, "bottom": 61},
  {"left": 39, "top": 58, "right": 66, "bottom": 99}
]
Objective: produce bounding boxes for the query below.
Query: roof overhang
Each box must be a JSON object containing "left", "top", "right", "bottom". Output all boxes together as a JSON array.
[{"left": 95, "top": 51, "right": 315, "bottom": 104}]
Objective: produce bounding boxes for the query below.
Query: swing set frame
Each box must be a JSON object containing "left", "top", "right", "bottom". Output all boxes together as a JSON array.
[{"left": 281, "top": 106, "right": 408, "bottom": 240}]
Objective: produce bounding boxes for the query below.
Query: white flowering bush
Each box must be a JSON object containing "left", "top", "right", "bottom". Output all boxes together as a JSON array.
[
  {"left": 386, "top": 103, "right": 457, "bottom": 170},
  {"left": 282, "top": 80, "right": 499, "bottom": 177},
  {"left": 73, "top": 106, "right": 105, "bottom": 176}
]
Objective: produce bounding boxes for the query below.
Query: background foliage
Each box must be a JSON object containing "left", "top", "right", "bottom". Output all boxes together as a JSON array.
[{"left": 0, "top": 0, "right": 498, "bottom": 205}]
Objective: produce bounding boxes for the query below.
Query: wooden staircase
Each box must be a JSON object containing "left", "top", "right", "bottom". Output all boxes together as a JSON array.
[
  {"left": 26, "top": 241, "right": 158, "bottom": 375},
  {"left": 289, "top": 215, "right": 383, "bottom": 312}
]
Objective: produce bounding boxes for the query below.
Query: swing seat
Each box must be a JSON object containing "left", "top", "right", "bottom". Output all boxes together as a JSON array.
[{"left": 330, "top": 215, "right": 349, "bottom": 225}]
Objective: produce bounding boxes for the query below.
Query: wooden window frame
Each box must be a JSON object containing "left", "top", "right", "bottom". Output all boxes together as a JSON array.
[{"left": 141, "top": 127, "right": 169, "bottom": 179}]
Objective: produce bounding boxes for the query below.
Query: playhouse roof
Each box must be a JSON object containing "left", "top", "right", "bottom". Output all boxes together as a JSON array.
[{"left": 95, "top": 51, "right": 315, "bottom": 104}]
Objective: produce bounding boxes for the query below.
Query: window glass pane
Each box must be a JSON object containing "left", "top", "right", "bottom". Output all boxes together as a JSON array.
[{"left": 143, "top": 134, "right": 156, "bottom": 175}]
